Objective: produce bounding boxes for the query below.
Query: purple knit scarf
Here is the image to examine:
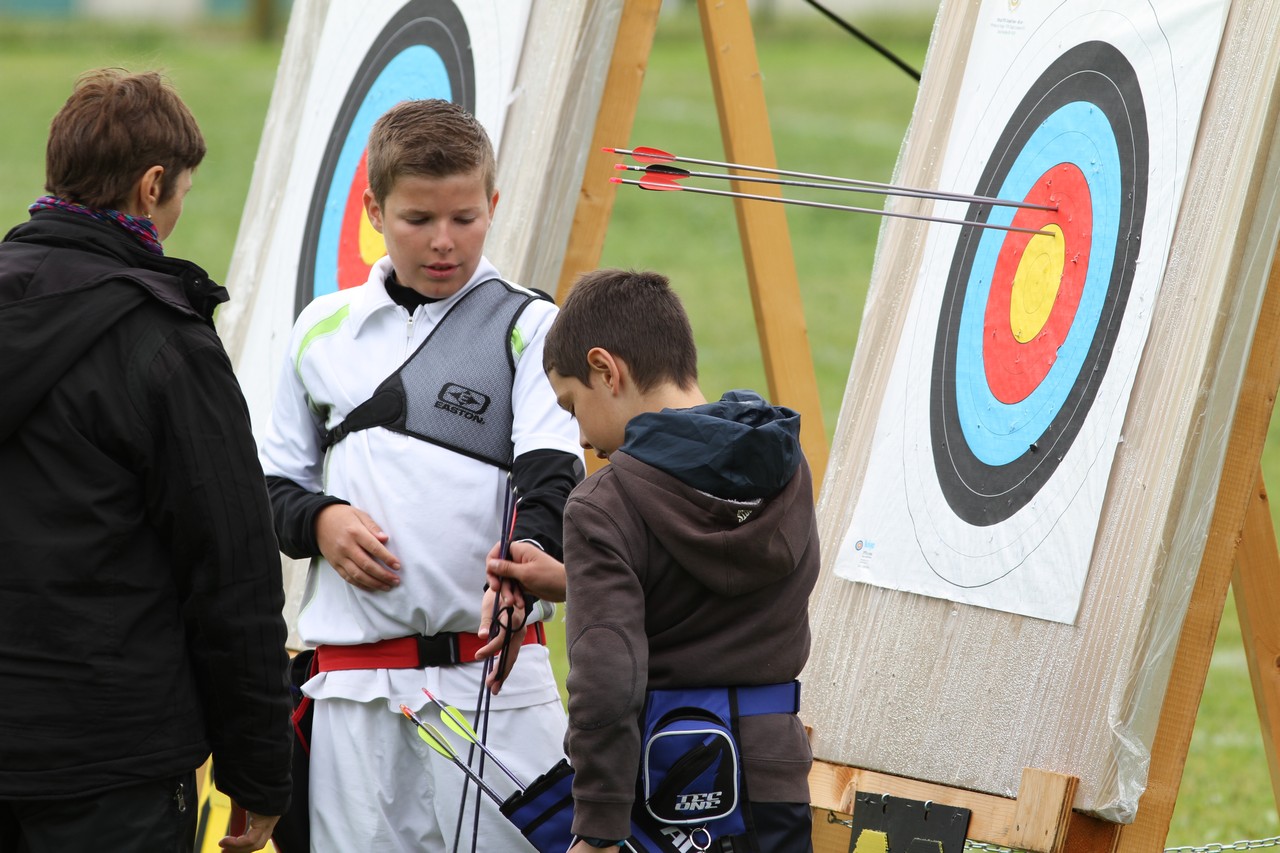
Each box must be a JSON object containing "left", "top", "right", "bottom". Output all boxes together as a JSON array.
[{"left": 29, "top": 195, "right": 164, "bottom": 256}]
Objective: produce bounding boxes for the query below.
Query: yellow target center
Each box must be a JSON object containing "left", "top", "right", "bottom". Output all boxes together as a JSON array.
[
  {"left": 359, "top": 209, "right": 387, "bottom": 266},
  {"left": 1009, "top": 223, "right": 1065, "bottom": 343}
]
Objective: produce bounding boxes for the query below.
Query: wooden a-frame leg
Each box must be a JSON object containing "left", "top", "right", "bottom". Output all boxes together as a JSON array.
[{"left": 1233, "top": 472, "right": 1280, "bottom": 818}]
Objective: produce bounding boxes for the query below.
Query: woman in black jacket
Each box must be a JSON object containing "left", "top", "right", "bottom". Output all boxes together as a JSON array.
[{"left": 0, "top": 69, "right": 291, "bottom": 853}]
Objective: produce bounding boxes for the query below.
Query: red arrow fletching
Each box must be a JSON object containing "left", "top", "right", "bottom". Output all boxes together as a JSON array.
[
  {"left": 631, "top": 146, "right": 676, "bottom": 164},
  {"left": 638, "top": 173, "right": 683, "bottom": 191}
]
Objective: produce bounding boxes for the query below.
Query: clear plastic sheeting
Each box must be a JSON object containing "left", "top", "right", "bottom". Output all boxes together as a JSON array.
[{"left": 802, "top": 0, "right": 1280, "bottom": 823}]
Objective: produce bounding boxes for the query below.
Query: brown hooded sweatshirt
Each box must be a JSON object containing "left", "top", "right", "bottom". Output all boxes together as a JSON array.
[{"left": 562, "top": 390, "right": 820, "bottom": 841}]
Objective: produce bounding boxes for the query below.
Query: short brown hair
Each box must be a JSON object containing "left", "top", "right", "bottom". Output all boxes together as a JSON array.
[
  {"left": 545, "top": 269, "right": 698, "bottom": 392},
  {"left": 45, "top": 68, "right": 206, "bottom": 209},
  {"left": 366, "top": 99, "right": 496, "bottom": 205}
]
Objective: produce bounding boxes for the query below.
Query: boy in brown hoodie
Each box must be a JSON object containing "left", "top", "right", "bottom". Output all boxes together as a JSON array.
[{"left": 539, "top": 268, "right": 820, "bottom": 852}]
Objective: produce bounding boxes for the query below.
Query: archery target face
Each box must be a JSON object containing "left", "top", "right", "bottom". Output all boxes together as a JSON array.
[
  {"left": 932, "top": 41, "right": 1147, "bottom": 530},
  {"left": 835, "top": 0, "right": 1225, "bottom": 623}
]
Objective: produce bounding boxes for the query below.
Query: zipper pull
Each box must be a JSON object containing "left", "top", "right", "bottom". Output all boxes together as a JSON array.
[{"left": 174, "top": 780, "right": 187, "bottom": 814}]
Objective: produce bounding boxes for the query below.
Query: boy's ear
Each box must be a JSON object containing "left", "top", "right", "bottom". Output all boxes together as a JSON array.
[
  {"left": 363, "top": 188, "right": 384, "bottom": 233},
  {"left": 586, "top": 347, "right": 623, "bottom": 393},
  {"left": 488, "top": 189, "right": 499, "bottom": 220}
]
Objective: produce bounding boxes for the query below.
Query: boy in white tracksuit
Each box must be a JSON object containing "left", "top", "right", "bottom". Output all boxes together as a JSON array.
[{"left": 259, "top": 99, "right": 582, "bottom": 851}]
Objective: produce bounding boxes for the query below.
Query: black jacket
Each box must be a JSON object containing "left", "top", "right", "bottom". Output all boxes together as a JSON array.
[{"left": 0, "top": 210, "right": 292, "bottom": 814}]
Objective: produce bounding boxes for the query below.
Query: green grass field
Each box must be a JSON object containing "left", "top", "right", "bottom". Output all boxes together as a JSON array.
[{"left": 0, "top": 9, "right": 1274, "bottom": 847}]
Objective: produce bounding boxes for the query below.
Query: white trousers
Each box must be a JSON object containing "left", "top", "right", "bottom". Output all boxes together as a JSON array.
[{"left": 308, "top": 694, "right": 568, "bottom": 852}]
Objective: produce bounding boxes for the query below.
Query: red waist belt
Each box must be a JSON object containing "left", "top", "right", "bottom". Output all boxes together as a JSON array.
[{"left": 315, "top": 624, "right": 547, "bottom": 673}]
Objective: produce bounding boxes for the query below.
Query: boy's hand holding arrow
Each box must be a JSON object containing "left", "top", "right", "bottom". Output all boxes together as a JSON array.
[{"left": 475, "top": 478, "right": 526, "bottom": 694}]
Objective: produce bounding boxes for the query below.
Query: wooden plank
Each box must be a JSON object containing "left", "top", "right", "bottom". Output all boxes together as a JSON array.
[
  {"left": 696, "top": 0, "right": 829, "bottom": 492},
  {"left": 1109, "top": 550, "right": 1232, "bottom": 848},
  {"left": 1114, "top": 109, "right": 1280, "bottom": 852},
  {"left": 1234, "top": 476, "right": 1280, "bottom": 817},
  {"left": 547, "top": 0, "right": 660, "bottom": 479},
  {"left": 809, "top": 760, "right": 1115, "bottom": 853},
  {"left": 492, "top": 1, "right": 629, "bottom": 291},
  {"left": 1009, "top": 769, "right": 1077, "bottom": 853},
  {"left": 219, "top": 0, "right": 331, "bottom": 367},
  {"left": 554, "top": 0, "right": 662, "bottom": 303},
  {"left": 811, "top": 806, "right": 854, "bottom": 853},
  {"left": 1062, "top": 812, "right": 1122, "bottom": 853}
]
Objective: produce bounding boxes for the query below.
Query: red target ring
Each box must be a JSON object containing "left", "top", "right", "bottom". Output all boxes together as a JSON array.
[
  {"left": 983, "top": 164, "right": 1093, "bottom": 403},
  {"left": 336, "top": 151, "right": 374, "bottom": 290}
]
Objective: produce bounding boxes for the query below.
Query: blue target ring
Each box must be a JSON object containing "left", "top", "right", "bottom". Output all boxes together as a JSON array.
[
  {"left": 955, "top": 102, "right": 1121, "bottom": 466},
  {"left": 931, "top": 41, "right": 1149, "bottom": 526},
  {"left": 296, "top": 1, "right": 475, "bottom": 316}
]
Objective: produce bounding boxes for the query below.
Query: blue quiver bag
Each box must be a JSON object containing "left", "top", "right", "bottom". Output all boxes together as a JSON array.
[
  {"left": 500, "top": 758, "right": 577, "bottom": 852},
  {"left": 498, "top": 682, "right": 800, "bottom": 853},
  {"left": 499, "top": 759, "right": 686, "bottom": 853},
  {"left": 640, "top": 690, "right": 745, "bottom": 839}
]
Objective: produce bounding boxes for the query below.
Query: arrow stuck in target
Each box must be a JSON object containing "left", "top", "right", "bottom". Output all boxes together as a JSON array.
[
  {"left": 607, "top": 146, "right": 1056, "bottom": 212},
  {"left": 609, "top": 173, "right": 1055, "bottom": 238}
]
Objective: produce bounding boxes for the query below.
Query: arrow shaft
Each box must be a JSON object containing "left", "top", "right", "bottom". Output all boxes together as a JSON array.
[
  {"left": 615, "top": 179, "right": 1053, "bottom": 237},
  {"left": 424, "top": 690, "right": 527, "bottom": 789},
  {"left": 402, "top": 708, "right": 505, "bottom": 804},
  {"left": 619, "top": 163, "right": 1054, "bottom": 212},
  {"left": 611, "top": 147, "right": 1053, "bottom": 212}
]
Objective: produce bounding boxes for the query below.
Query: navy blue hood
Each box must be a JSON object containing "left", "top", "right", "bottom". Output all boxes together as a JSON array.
[{"left": 619, "top": 389, "right": 802, "bottom": 500}]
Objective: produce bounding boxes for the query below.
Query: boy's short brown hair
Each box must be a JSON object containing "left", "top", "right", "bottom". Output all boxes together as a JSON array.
[
  {"left": 366, "top": 99, "right": 496, "bottom": 205},
  {"left": 545, "top": 268, "right": 698, "bottom": 392},
  {"left": 45, "top": 68, "right": 206, "bottom": 210}
]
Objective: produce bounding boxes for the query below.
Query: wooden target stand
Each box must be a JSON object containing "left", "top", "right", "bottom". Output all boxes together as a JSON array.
[
  {"left": 554, "top": 0, "right": 829, "bottom": 488},
  {"left": 555, "top": 1, "right": 1280, "bottom": 851}
]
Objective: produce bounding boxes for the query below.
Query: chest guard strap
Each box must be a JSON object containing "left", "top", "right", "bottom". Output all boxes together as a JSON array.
[{"left": 323, "top": 278, "right": 539, "bottom": 469}]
